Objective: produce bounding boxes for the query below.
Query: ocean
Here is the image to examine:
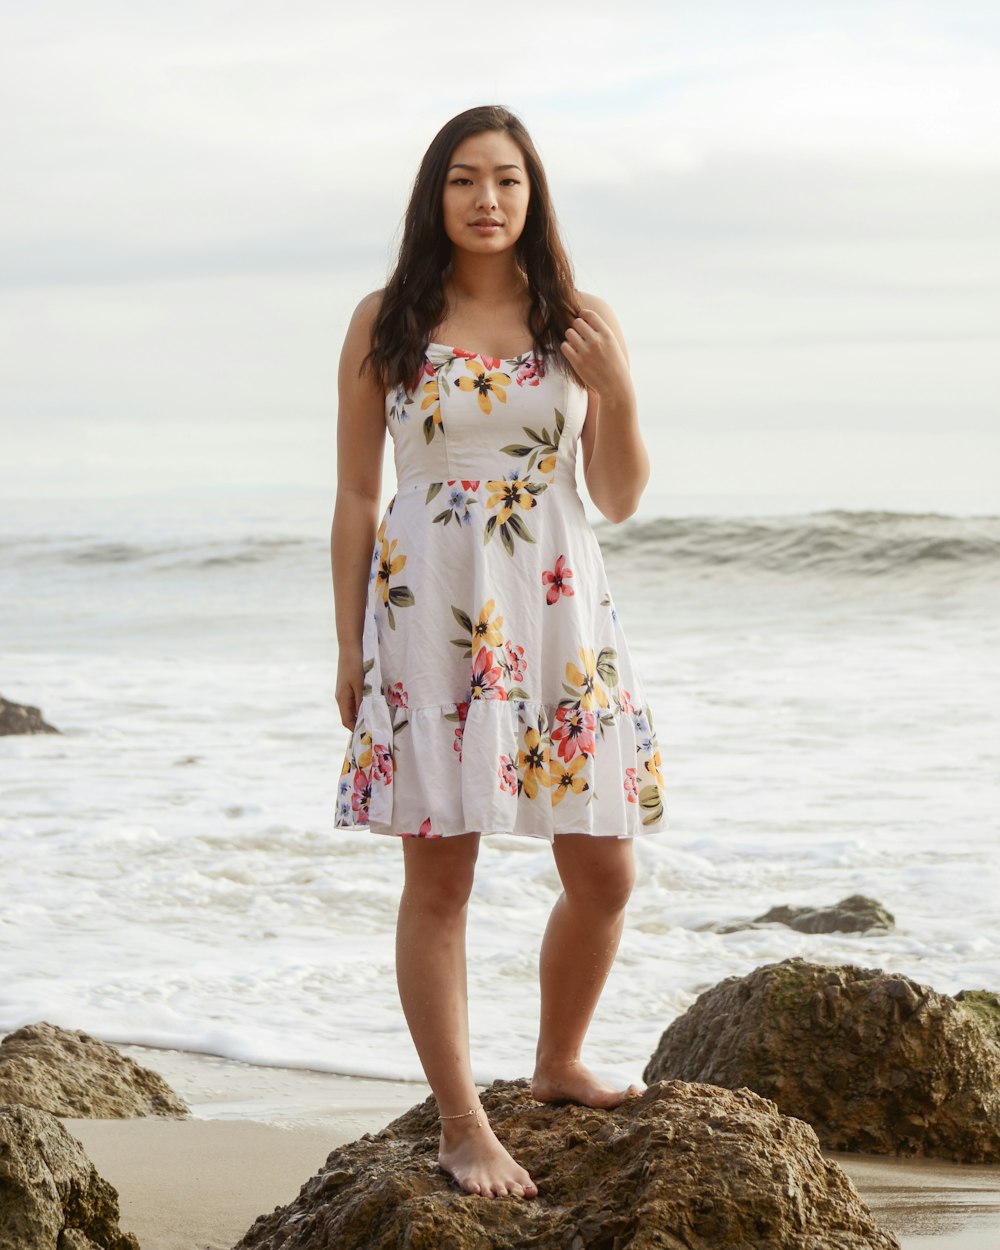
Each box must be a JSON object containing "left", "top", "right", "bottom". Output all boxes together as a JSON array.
[{"left": 2, "top": 494, "right": 999, "bottom": 1085}]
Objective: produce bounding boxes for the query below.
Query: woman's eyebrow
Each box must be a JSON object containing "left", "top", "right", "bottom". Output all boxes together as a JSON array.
[{"left": 446, "top": 162, "right": 523, "bottom": 173}]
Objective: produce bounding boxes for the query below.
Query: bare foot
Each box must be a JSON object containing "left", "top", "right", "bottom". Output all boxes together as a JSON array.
[
  {"left": 438, "top": 1108, "right": 538, "bottom": 1199},
  {"left": 531, "top": 1058, "right": 642, "bottom": 1109}
]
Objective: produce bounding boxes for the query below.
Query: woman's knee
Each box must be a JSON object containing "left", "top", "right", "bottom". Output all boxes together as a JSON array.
[
  {"left": 400, "top": 833, "right": 479, "bottom": 913},
  {"left": 554, "top": 836, "right": 636, "bottom": 913}
]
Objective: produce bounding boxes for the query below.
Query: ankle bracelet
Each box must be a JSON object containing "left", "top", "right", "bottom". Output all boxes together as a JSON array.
[{"left": 439, "top": 1105, "right": 482, "bottom": 1123}]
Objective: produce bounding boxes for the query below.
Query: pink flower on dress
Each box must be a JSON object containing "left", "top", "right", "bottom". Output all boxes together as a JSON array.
[
  {"left": 551, "top": 707, "right": 597, "bottom": 762},
  {"left": 624, "top": 767, "right": 639, "bottom": 802},
  {"left": 619, "top": 689, "right": 635, "bottom": 714},
  {"left": 387, "top": 682, "right": 409, "bottom": 708},
  {"left": 452, "top": 700, "right": 470, "bottom": 762},
  {"left": 542, "top": 555, "right": 574, "bottom": 605},
  {"left": 469, "top": 646, "right": 508, "bottom": 700},
  {"left": 445, "top": 479, "right": 481, "bottom": 491},
  {"left": 452, "top": 348, "right": 502, "bottom": 371},
  {"left": 402, "top": 816, "right": 440, "bottom": 839},
  {"left": 372, "top": 743, "right": 393, "bottom": 784},
  {"left": 514, "top": 358, "right": 543, "bottom": 386},
  {"left": 351, "top": 767, "right": 372, "bottom": 818},
  {"left": 502, "top": 640, "right": 526, "bottom": 682},
  {"left": 498, "top": 753, "right": 518, "bottom": 795}
]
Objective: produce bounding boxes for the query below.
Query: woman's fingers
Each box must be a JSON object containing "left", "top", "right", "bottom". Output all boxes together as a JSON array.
[{"left": 336, "top": 680, "right": 360, "bottom": 730}]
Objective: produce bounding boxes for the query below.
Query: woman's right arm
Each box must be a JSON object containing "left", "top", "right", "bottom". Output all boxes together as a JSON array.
[{"left": 331, "top": 292, "right": 387, "bottom": 732}]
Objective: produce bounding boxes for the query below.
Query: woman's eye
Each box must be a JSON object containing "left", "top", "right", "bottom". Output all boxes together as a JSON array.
[
  {"left": 450, "top": 177, "right": 472, "bottom": 186},
  {"left": 500, "top": 178, "right": 520, "bottom": 186}
]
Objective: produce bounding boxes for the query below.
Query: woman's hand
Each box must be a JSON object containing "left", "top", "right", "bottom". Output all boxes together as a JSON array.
[
  {"left": 560, "top": 308, "right": 633, "bottom": 399},
  {"left": 335, "top": 647, "right": 364, "bottom": 731}
]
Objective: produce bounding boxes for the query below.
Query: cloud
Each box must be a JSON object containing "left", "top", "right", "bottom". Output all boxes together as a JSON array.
[{"left": 2, "top": 0, "right": 998, "bottom": 504}]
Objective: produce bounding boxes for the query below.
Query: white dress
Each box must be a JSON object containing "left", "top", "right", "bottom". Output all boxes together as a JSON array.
[{"left": 334, "top": 342, "right": 668, "bottom": 840}]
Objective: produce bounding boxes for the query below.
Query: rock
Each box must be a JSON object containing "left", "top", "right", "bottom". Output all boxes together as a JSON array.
[
  {"left": 0, "top": 1102, "right": 139, "bottom": 1250},
  {"left": 754, "top": 894, "right": 895, "bottom": 933},
  {"left": 0, "top": 695, "right": 59, "bottom": 735},
  {"left": 0, "top": 1022, "right": 189, "bottom": 1119},
  {"left": 644, "top": 958, "right": 1000, "bottom": 1162},
  {"left": 955, "top": 989, "right": 1000, "bottom": 1044},
  {"left": 233, "top": 1077, "right": 900, "bottom": 1250}
]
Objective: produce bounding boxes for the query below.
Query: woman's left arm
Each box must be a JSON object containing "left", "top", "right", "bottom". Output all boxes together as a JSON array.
[{"left": 561, "top": 294, "right": 651, "bottom": 524}]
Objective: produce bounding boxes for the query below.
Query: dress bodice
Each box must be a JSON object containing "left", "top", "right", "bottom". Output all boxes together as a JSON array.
[{"left": 384, "top": 344, "right": 588, "bottom": 492}]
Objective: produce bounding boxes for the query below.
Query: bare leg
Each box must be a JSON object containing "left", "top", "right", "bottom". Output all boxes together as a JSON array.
[
  {"left": 395, "top": 832, "right": 537, "bottom": 1198},
  {"left": 532, "top": 833, "right": 642, "bottom": 1108}
]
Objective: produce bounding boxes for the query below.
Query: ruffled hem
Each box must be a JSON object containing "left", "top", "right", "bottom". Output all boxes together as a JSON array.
[{"left": 334, "top": 693, "right": 667, "bottom": 842}]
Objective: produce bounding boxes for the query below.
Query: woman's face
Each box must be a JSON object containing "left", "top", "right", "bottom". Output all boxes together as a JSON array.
[{"left": 441, "top": 130, "right": 531, "bottom": 256}]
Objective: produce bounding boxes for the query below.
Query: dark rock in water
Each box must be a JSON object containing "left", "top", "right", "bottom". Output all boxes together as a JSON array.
[
  {"left": 0, "top": 695, "right": 59, "bottom": 735},
  {"left": 955, "top": 988, "right": 1000, "bottom": 1044},
  {"left": 754, "top": 894, "right": 895, "bottom": 933},
  {"left": 233, "top": 1077, "right": 900, "bottom": 1250},
  {"left": 0, "top": 1021, "right": 189, "bottom": 1119},
  {"left": 644, "top": 958, "right": 1000, "bottom": 1162},
  {"left": 0, "top": 1103, "right": 139, "bottom": 1250}
]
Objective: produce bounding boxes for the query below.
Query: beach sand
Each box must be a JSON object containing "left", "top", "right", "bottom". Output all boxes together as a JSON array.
[{"left": 63, "top": 1045, "right": 1000, "bottom": 1250}]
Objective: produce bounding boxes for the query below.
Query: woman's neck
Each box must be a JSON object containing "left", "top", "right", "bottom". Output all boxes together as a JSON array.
[{"left": 446, "top": 250, "right": 529, "bottom": 307}]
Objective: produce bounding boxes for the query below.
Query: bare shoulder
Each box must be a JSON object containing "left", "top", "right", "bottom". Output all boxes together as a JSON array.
[
  {"left": 344, "top": 289, "right": 384, "bottom": 344},
  {"left": 574, "top": 290, "right": 618, "bottom": 323},
  {"left": 574, "top": 290, "right": 629, "bottom": 357}
]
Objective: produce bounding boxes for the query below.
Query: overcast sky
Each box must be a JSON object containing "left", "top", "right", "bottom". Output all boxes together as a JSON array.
[{"left": 2, "top": 0, "right": 998, "bottom": 515}]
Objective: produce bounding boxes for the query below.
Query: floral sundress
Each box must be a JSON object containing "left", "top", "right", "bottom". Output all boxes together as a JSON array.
[{"left": 334, "top": 342, "right": 668, "bottom": 841}]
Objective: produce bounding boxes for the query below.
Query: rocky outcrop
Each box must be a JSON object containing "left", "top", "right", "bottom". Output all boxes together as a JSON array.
[
  {"left": 234, "top": 1077, "right": 899, "bottom": 1250},
  {"left": 955, "top": 988, "right": 1000, "bottom": 1044},
  {"left": 644, "top": 958, "right": 1000, "bottom": 1162},
  {"left": 0, "top": 695, "right": 59, "bottom": 735},
  {"left": 0, "top": 1103, "right": 139, "bottom": 1250},
  {"left": 0, "top": 1022, "right": 189, "bottom": 1119},
  {"left": 754, "top": 894, "right": 894, "bottom": 933}
]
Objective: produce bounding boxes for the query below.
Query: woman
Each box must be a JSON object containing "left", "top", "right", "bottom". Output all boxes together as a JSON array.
[{"left": 331, "top": 105, "right": 667, "bottom": 1200}]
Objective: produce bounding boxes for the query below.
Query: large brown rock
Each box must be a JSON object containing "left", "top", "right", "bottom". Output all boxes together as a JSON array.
[
  {"left": 0, "top": 1103, "right": 139, "bottom": 1250},
  {"left": 0, "top": 1022, "right": 189, "bottom": 1119},
  {"left": 0, "top": 695, "right": 59, "bottom": 735},
  {"left": 644, "top": 958, "right": 1000, "bottom": 1162},
  {"left": 234, "top": 1077, "right": 900, "bottom": 1250}
]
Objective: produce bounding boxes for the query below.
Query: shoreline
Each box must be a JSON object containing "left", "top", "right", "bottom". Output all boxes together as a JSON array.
[{"left": 61, "top": 1044, "right": 1000, "bottom": 1250}]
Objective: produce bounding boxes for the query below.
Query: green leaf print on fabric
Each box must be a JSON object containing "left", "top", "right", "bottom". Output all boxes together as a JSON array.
[
  {"left": 450, "top": 604, "right": 475, "bottom": 657},
  {"left": 639, "top": 783, "right": 664, "bottom": 825},
  {"left": 500, "top": 408, "right": 564, "bottom": 477},
  {"left": 595, "top": 646, "right": 619, "bottom": 689}
]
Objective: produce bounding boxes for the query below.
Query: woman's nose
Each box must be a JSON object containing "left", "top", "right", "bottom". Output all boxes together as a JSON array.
[{"left": 475, "top": 184, "right": 498, "bottom": 209}]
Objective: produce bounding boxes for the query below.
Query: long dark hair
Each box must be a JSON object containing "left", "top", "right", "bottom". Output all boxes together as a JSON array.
[{"left": 364, "top": 105, "right": 579, "bottom": 391}]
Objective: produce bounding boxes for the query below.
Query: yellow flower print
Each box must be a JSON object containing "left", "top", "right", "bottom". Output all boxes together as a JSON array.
[
  {"left": 644, "top": 746, "right": 664, "bottom": 789},
  {"left": 376, "top": 535, "right": 415, "bottom": 630},
  {"left": 538, "top": 453, "right": 557, "bottom": 475},
  {"left": 518, "top": 726, "right": 551, "bottom": 800},
  {"left": 472, "top": 598, "right": 505, "bottom": 653},
  {"left": 420, "top": 378, "right": 442, "bottom": 444},
  {"left": 564, "top": 646, "right": 610, "bottom": 711},
  {"left": 485, "top": 478, "right": 538, "bottom": 525},
  {"left": 549, "top": 752, "right": 590, "bottom": 805},
  {"left": 377, "top": 537, "right": 406, "bottom": 606},
  {"left": 483, "top": 476, "right": 547, "bottom": 557},
  {"left": 455, "top": 360, "right": 512, "bottom": 415},
  {"left": 356, "top": 728, "right": 372, "bottom": 771}
]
